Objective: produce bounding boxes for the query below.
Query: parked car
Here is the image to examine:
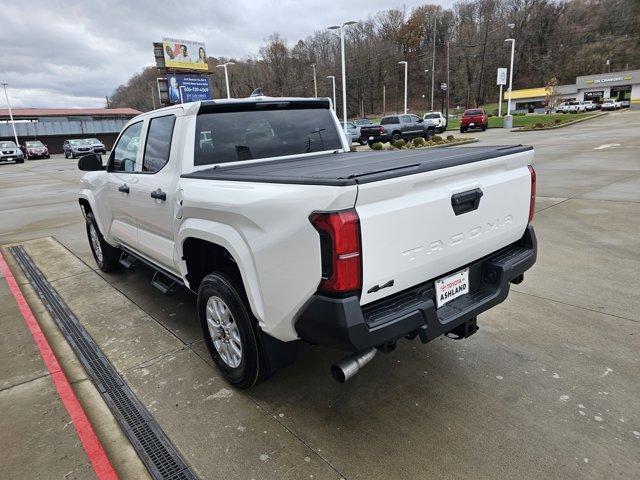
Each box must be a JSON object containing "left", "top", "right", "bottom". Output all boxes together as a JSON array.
[
  {"left": 78, "top": 97, "right": 537, "bottom": 388},
  {"left": 565, "top": 101, "right": 586, "bottom": 114},
  {"left": 0, "top": 140, "right": 24, "bottom": 164},
  {"left": 555, "top": 103, "right": 569, "bottom": 114},
  {"left": 601, "top": 99, "right": 621, "bottom": 111},
  {"left": 353, "top": 118, "right": 374, "bottom": 127},
  {"left": 460, "top": 108, "right": 488, "bottom": 133},
  {"left": 87, "top": 137, "right": 107, "bottom": 154},
  {"left": 360, "top": 114, "right": 436, "bottom": 147},
  {"left": 620, "top": 99, "right": 630, "bottom": 108},
  {"left": 63, "top": 139, "right": 94, "bottom": 158},
  {"left": 21, "top": 140, "right": 50, "bottom": 159},
  {"left": 345, "top": 122, "right": 366, "bottom": 145},
  {"left": 582, "top": 101, "right": 598, "bottom": 111},
  {"left": 423, "top": 111, "right": 447, "bottom": 132}
]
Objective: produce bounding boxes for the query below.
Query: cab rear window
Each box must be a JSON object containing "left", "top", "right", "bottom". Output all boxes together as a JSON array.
[
  {"left": 194, "top": 107, "right": 342, "bottom": 166},
  {"left": 464, "top": 109, "right": 483, "bottom": 116}
]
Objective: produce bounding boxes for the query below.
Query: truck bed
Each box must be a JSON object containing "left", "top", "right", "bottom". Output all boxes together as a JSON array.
[{"left": 182, "top": 145, "right": 533, "bottom": 186}]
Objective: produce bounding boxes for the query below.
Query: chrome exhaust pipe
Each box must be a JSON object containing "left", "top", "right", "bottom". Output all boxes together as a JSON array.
[{"left": 330, "top": 348, "right": 377, "bottom": 383}]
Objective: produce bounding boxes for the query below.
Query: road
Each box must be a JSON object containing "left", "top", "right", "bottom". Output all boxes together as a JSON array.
[{"left": 1, "top": 109, "right": 639, "bottom": 479}]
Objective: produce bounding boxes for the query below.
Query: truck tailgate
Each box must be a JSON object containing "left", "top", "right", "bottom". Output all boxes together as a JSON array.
[{"left": 356, "top": 147, "right": 534, "bottom": 305}]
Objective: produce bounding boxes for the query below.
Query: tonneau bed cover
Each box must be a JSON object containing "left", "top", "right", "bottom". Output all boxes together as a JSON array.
[{"left": 182, "top": 145, "right": 533, "bottom": 186}]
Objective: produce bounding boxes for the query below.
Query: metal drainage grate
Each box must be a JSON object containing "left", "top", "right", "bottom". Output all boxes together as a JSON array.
[{"left": 10, "top": 246, "right": 197, "bottom": 480}]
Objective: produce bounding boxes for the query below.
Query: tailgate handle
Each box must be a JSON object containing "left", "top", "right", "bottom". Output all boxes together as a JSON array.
[{"left": 451, "top": 188, "right": 483, "bottom": 215}]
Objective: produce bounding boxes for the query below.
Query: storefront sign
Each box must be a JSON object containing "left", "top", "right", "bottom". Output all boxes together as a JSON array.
[
  {"left": 583, "top": 90, "right": 604, "bottom": 99},
  {"left": 497, "top": 68, "right": 507, "bottom": 85}
]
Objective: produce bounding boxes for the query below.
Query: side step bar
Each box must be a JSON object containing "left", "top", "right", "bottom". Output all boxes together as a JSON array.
[
  {"left": 119, "top": 252, "right": 138, "bottom": 270},
  {"left": 151, "top": 271, "right": 178, "bottom": 296},
  {"left": 118, "top": 246, "right": 185, "bottom": 296}
]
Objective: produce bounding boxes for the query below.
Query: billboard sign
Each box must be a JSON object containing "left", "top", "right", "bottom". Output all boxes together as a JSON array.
[
  {"left": 162, "top": 37, "right": 208, "bottom": 71},
  {"left": 167, "top": 75, "right": 212, "bottom": 103},
  {"left": 497, "top": 68, "right": 507, "bottom": 85}
]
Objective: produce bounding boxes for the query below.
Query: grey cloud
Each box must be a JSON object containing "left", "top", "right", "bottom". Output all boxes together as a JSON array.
[{"left": 2, "top": 0, "right": 452, "bottom": 108}]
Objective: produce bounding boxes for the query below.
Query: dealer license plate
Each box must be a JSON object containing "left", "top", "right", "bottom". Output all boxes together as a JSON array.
[
  {"left": 469, "top": 122, "right": 475, "bottom": 126},
  {"left": 435, "top": 268, "right": 469, "bottom": 308},
  {"left": 369, "top": 136, "right": 374, "bottom": 140}
]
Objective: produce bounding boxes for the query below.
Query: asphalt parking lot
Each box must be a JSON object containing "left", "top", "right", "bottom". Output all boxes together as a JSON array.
[{"left": 1, "top": 110, "right": 639, "bottom": 479}]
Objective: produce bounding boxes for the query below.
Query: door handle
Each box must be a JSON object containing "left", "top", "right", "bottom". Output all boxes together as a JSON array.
[
  {"left": 118, "top": 184, "right": 129, "bottom": 194},
  {"left": 451, "top": 188, "right": 483, "bottom": 215},
  {"left": 150, "top": 188, "right": 166, "bottom": 201}
]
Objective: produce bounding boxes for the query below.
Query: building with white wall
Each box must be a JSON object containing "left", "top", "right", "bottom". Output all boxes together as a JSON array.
[{"left": 509, "top": 69, "right": 640, "bottom": 111}]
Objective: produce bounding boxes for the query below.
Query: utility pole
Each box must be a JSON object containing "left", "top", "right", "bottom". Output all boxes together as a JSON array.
[
  {"left": 399, "top": 61, "right": 408, "bottom": 114},
  {"left": 1, "top": 83, "right": 19, "bottom": 147},
  {"left": 431, "top": 16, "right": 436, "bottom": 111},
  {"left": 326, "top": 75, "right": 336, "bottom": 110},
  {"left": 151, "top": 85, "right": 156, "bottom": 109},
  {"left": 311, "top": 64, "right": 318, "bottom": 97},
  {"left": 446, "top": 39, "right": 450, "bottom": 121},
  {"left": 382, "top": 84, "right": 386, "bottom": 114}
]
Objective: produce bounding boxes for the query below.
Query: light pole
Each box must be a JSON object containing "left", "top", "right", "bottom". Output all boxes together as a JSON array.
[
  {"left": 326, "top": 75, "right": 336, "bottom": 110},
  {"left": 328, "top": 21, "right": 357, "bottom": 131},
  {"left": 430, "top": 16, "right": 436, "bottom": 111},
  {"left": 424, "top": 69, "right": 431, "bottom": 111},
  {"left": 399, "top": 61, "right": 408, "bottom": 114},
  {"left": 1, "top": 83, "right": 19, "bottom": 147},
  {"left": 311, "top": 64, "right": 318, "bottom": 98},
  {"left": 216, "top": 62, "right": 235, "bottom": 99},
  {"left": 504, "top": 38, "right": 515, "bottom": 128}
]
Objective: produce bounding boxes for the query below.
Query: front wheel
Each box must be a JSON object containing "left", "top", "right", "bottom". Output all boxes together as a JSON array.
[
  {"left": 198, "top": 273, "right": 268, "bottom": 389},
  {"left": 358, "top": 137, "right": 367, "bottom": 146},
  {"left": 424, "top": 129, "right": 434, "bottom": 141},
  {"left": 16, "top": 158, "right": 24, "bottom": 164},
  {"left": 85, "top": 212, "right": 121, "bottom": 272}
]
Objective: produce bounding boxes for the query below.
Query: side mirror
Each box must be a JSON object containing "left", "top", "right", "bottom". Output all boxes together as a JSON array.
[{"left": 78, "top": 153, "right": 103, "bottom": 171}]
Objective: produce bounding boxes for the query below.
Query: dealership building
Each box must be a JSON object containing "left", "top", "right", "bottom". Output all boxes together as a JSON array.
[
  {"left": 0, "top": 107, "right": 140, "bottom": 153},
  {"left": 510, "top": 69, "right": 640, "bottom": 110}
]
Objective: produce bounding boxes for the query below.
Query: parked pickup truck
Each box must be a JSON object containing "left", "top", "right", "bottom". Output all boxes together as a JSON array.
[
  {"left": 360, "top": 114, "right": 436, "bottom": 148},
  {"left": 78, "top": 97, "right": 537, "bottom": 388}
]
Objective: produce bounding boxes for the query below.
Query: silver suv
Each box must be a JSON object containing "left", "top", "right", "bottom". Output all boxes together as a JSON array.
[{"left": 0, "top": 140, "right": 24, "bottom": 164}]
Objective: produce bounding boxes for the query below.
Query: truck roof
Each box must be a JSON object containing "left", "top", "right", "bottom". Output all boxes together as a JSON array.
[{"left": 132, "top": 97, "right": 333, "bottom": 120}]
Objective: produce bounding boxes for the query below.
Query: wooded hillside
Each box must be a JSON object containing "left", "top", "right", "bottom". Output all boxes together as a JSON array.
[{"left": 109, "top": 0, "right": 640, "bottom": 116}]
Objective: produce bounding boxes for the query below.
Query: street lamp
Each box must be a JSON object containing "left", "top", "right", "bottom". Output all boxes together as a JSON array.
[
  {"left": 328, "top": 20, "right": 358, "bottom": 131},
  {"left": 216, "top": 62, "right": 235, "bottom": 99},
  {"left": 398, "top": 61, "right": 408, "bottom": 114},
  {"left": 1, "top": 83, "right": 19, "bottom": 147},
  {"left": 424, "top": 69, "right": 431, "bottom": 111},
  {"left": 326, "top": 75, "right": 336, "bottom": 111},
  {"left": 504, "top": 38, "right": 515, "bottom": 127},
  {"left": 311, "top": 64, "right": 318, "bottom": 98}
]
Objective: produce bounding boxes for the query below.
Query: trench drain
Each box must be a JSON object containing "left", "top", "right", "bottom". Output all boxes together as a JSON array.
[{"left": 10, "top": 245, "right": 197, "bottom": 480}]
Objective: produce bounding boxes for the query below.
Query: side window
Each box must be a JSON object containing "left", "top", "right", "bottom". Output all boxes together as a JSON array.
[
  {"left": 142, "top": 115, "right": 176, "bottom": 173},
  {"left": 401, "top": 115, "right": 412, "bottom": 123},
  {"left": 410, "top": 115, "right": 420, "bottom": 122},
  {"left": 110, "top": 122, "right": 143, "bottom": 172}
]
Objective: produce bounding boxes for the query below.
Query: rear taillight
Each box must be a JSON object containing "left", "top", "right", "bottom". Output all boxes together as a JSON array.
[
  {"left": 528, "top": 165, "right": 536, "bottom": 222},
  {"left": 379, "top": 126, "right": 385, "bottom": 134},
  {"left": 309, "top": 209, "right": 362, "bottom": 295}
]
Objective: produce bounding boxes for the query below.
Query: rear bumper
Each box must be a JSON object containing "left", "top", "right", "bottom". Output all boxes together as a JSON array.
[{"left": 295, "top": 225, "right": 537, "bottom": 351}]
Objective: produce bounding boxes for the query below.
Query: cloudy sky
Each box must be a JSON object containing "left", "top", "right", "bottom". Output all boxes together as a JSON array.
[{"left": 1, "top": 0, "right": 454, "bottom": 109}]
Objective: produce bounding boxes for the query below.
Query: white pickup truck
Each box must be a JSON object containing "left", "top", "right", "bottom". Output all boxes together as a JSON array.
[{"left": 78, "top": 96, "right": 537, "bottom": 388}]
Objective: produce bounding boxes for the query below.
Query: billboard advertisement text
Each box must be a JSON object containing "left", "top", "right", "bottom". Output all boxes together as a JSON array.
[
  {"left": 167, "top": 75, "right": 212, "bottom": 103},
  {"left": 162, "top": 37, "right": 208, "bottom": 71}
]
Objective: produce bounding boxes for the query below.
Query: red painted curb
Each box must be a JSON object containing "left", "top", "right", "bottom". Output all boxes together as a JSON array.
[{"left": 0, "top": 251, "right": 119, "bottom": 480}]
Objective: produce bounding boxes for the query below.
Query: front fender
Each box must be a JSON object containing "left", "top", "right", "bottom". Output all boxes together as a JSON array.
[
  {"left": 176, "top": 218, "right": 265, "bottom": 323},
  {"left": 78, "top": 188, "right": 107, "bottom": 235}
]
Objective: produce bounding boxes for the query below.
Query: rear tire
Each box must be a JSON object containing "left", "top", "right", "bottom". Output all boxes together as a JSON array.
[
  {"left": 358, "top": 137, "right": 367, "bottom": 146},
  {"left": 16, "top": 159, "right": 24, "bottom": 164},
  {"left": 460, "top": 127, "right": 466, "bottom": 133},
  {"left": 85, "top": 212, "right": 121, "bottom": 272},
  {"left": 391, "top": 132, "right": 401, "bottom": 143},
  {"left": 198, "top": 273, "right": 268, "bottom": 389}
]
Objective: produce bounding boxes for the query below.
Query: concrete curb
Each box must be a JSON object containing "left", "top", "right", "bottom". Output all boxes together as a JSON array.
[{"left": 511, "top": 112, "right": 608, "bottom": 132}]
